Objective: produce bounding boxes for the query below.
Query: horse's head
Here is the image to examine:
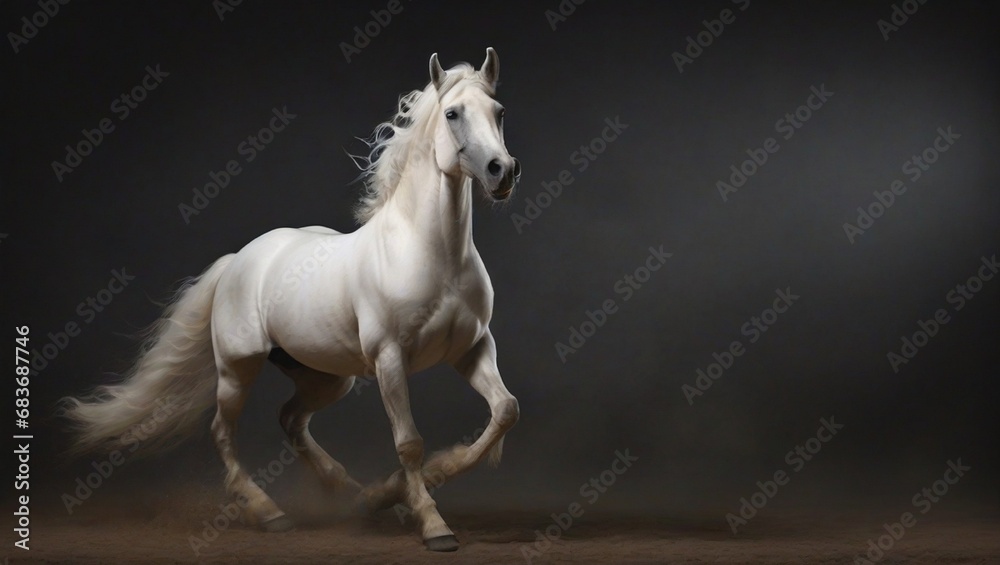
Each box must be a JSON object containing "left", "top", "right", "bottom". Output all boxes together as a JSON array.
[{"left": 429, "top": 48, "right": 520, "bottom": 201}]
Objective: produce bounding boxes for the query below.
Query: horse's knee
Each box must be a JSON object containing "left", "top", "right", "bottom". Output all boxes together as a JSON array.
[{"left": 494, "top": 396, "right": 519, "bottom": 430}]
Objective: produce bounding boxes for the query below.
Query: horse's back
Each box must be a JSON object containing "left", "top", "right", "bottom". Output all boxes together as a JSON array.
[{"left": 222, "top": 227, "right": 344, "bottom": 276}]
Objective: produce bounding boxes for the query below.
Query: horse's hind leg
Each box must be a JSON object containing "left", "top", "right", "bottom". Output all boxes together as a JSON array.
[
  {"left": 272, "top": 352, "right": 362, "bottom": 494},
  {"left": 212, "top": 354, "right": 292, "bottom": 532}
]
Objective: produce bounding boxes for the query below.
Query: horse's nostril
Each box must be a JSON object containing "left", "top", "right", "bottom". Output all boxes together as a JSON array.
[{"left": 487, "top": 160, "right": 502, "bottom": 177}]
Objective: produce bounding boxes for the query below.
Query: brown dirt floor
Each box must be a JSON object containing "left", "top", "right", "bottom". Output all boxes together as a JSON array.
[{"left": 7, "top": 488, "right": 999, "bottom": 565}]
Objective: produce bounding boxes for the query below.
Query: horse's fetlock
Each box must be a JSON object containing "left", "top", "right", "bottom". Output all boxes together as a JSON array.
[{"left": 396, "top": 438, "right": 424, "bottom": 465}]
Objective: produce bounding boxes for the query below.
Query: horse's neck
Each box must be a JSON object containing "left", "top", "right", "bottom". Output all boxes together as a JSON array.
[{"left": 375, "top": 151, "right": 475, "bottom": 266}]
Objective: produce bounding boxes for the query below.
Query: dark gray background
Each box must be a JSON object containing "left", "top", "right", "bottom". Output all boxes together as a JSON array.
[{"left": 2, "top": 0, "right": 998, "bottom": 519}]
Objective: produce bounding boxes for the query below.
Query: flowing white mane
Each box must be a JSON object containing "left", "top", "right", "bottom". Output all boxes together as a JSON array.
[{"left": 353, "top": 63, "right": 494, "bottom": 224}]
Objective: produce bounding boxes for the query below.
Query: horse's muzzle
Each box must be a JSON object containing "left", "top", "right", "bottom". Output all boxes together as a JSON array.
[{"left": 489, "top": 158, "right": 520, "bottom": 200}]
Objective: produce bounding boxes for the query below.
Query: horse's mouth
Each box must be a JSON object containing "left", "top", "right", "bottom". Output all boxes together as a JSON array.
[
  {"left": 488, "top": 162, "right": 519, "bottom": 201},
  {"left": 490, "top": 185, "right": 513, "bottom": 200}
]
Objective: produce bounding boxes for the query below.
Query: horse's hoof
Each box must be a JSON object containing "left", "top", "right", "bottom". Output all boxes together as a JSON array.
[
  {"left": 261, "top": 515, "right": 295, "bottom": 532},
  {"left": 425, "top": 534, "right": 459, "bottom": 552}
]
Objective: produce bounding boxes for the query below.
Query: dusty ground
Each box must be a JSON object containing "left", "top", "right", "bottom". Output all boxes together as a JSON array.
[{"left": 9, "top": 490, "right": 999, "bottom": 565}]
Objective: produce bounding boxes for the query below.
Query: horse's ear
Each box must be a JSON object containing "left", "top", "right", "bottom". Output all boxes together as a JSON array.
[
  {"left": 429, "top": 53, "right": 445, "bottom": 91},
  {"left": 480, "top": 47, "right": 499, "bottom": 88}
]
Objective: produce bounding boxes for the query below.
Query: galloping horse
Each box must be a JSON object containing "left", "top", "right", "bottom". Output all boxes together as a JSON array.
[{"left": 65, "top": 48, "right": 521, "bottom": 552}]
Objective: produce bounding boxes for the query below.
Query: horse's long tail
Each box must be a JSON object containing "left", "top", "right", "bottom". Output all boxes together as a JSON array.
[{"left": 62, "top": 254, "right": 236, "bottom": 456}]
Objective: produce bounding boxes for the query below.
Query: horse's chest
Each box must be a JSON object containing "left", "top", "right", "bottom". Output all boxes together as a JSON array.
[{"left": 399, "top": 293, "right": 487, "bottom": 369}]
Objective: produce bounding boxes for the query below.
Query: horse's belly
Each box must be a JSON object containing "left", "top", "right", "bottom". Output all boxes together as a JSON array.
[
  {"left": 267, "top": 309, "right": 367, "bottom": 375},
  {"left": 263, "top": 287, "right": 367, "bottom": 376},
  {"left": 279, "top": 343, "right": 367, "bottom": 376}
]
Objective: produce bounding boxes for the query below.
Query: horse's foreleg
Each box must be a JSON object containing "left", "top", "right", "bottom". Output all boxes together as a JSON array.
[
  {"left": 360, "top": 332, "right": 519, "bottom": 513},
  {"left": 371, "top": 344, "right": 457, "bottom": 551}
]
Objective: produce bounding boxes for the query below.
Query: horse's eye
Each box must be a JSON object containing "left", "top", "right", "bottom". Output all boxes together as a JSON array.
[
  {"left": 497, "top": 108, "right": 505, "bottom": 121},
  {"left": 445, "top": 109, "right": 458, "bottom": 120}
]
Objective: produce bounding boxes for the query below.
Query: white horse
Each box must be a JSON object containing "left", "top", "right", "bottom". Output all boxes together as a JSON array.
[{"left": 64, "top": 48, "right": 521, "bottom": 552}]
